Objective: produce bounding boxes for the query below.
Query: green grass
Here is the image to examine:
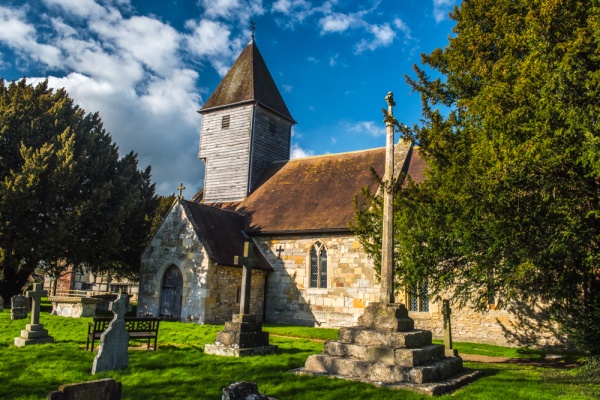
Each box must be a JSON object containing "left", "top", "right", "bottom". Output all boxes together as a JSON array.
[{"left": 1, "top": 309, "right": 598, "bottom": 400}]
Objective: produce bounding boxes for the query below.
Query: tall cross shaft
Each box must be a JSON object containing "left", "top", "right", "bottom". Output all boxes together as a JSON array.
[
  {"left": 26, "top": 283, "right": 47, "bottom": 325},
  {"left": 380, "top": 92, "right": 396, "bottom": 304},
  {"left": 234, "top": 241, "right": 254, "bottom": 315}
]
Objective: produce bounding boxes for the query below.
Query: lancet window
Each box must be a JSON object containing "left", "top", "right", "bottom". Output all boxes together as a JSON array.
[{"left": 309, "top": 241, "right": 327, "bottom": 289}]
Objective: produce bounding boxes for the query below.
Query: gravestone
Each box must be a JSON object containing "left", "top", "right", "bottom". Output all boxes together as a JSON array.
[
  {"left": 442, "top": 300, "right": 458, "bottom": 357},
  {"left": 91, "top": 294, "right": 129, "bottom": 374},
  {"left": 294, "top": 93, "right": 481, "bottom": 396},
  {"left": 11, "top": 294, "right": 28, "bottom": 320},
  {"left": 0, "top": 295, "right": 4, "bottom": 312},
  {"left": 204, "top": 241, "right": 277, "bottom": 357},
  {"left": 222, "top": 381, "right": 278, "bottom": 400},
  {"left": 14, "top": 284, "right": 54, "bottom": 347},
  {"left": 48, "top": 378, "right": 122, "bottom": 400}
]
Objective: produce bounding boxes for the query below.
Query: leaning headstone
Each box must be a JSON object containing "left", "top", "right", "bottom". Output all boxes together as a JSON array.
[
  {"left": 11, "top": 294, "right": 28, "bottom": 320},
  {"left": 14, "top": 284, "right": 54, "bottom": 347},
  {"left": 48, "top": 378, "right": 122, "bottom": 400},
  {"left": 0, "top": 295, "right": 4, "bottom": 312},
  {"left": 91, "top": 294, "right": 129, "bottom": 374},
  {"left": 222, "top": 381, "right": 278, "bottom": 400}
]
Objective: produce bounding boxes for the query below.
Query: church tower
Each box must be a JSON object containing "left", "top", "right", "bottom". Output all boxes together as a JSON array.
[{"left": 198, "top": 38, "right": 296, "bottom": 203}]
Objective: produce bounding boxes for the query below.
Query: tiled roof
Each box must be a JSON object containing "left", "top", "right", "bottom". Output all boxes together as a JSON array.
[
  {"left": 210, "top": 141, "right": 420, "bottom": 234},
  {"left": 199, "top": 40, "right": 294, "bottom": 122},
  {"left": 182, "top": 201, "right": 271, "bottom": 269}
]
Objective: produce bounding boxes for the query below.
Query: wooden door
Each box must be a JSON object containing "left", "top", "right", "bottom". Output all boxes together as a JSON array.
[{"left": 160, "top": 265, "right": 183, "bottom": 320}]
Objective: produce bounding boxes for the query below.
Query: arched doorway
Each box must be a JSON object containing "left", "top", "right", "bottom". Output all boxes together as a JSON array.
[{"left": 160, "top": 265, "right": 183, "bottom": 320}]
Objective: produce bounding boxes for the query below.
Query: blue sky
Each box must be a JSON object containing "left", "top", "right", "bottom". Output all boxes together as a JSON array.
[{"left": 0, "top": 0, "right": 458, "bottom": 197}]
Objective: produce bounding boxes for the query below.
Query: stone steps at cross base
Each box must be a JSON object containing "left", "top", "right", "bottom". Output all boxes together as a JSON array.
[
  {"left": 303, "top": 354, "right": 463, "bottom": 384},
  {"left": 324, "top": 342, "right": 446, "bottom": 367},
  {"left": 337, "top": 327, "right": 433, "bottom": 348}
]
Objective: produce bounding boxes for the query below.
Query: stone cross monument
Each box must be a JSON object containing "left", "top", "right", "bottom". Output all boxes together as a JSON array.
[
  {"left": 234, "top": 241, "right": 254, "bottom": 315},
  {"left": 295, "top": 94, "right": 477, "bottom": 394},
  {"left": 380, "top": 91, "right": 396, "bottom": 304},
  {"left": 204, "top": 239, "right": 277, "bottom": 357},
  {"left": 14, "top": 283, "right": 54, "bottom": 347},
  {"left": 92, "top": 294, "right": 130, "bottom": 374}
]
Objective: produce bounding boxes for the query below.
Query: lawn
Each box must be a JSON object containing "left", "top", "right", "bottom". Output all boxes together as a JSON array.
[{"left": 0, "top": 308, "right": 598, "bottom": 399}]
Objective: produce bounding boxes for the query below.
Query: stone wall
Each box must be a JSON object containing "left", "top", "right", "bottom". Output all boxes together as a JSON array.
[
  {"left": 138, "top": 201, "right": 211, "bottom": 322},
  {"left": 204, "top": 266, "right": 267, "bottom": 323},
  {"left": 139, "top": 201, "right": 268, "bottom": 324},
  {"left": 257, "top": 231, "right": 566, "bottom": 348},
  {"left": 256, "top": 233, "right": 380, "bottom": 328},
  {"left": 407, "top": 297, "right": 568, "bottom": 349}
]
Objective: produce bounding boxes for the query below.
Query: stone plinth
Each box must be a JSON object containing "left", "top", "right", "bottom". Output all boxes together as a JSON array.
[
  {"left": 48, "top": 378, "right": 122, "bottom": 400},
  {"left": 14, "top": 323, "right": 54, "bottom": 347},
  {"left": 204, "top": 314, "right": 277, "bottom": 357},
  {"left": 294, "top": 302, "right": 481, "bottom": 396},
  {"left": 49, "top": 296, "right": 102, "bottom": 318}
]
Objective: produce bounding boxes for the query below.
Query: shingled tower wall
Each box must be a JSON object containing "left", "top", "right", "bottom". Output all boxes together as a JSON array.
[{"left": 198, "top": 38, "right": 295, "bottom": 203}]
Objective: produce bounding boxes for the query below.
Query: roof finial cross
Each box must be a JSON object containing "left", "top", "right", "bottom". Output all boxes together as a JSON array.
[
  {"left": 177, "top": 183, "right": 185, "bottom": 200},
  {"left": 251, "top": 20, "right": 256, "bottom": 41}
]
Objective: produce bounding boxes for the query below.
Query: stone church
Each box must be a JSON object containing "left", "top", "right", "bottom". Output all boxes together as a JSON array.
[{"left": 138, "top": 38, "right": 565, "bottom": 348}]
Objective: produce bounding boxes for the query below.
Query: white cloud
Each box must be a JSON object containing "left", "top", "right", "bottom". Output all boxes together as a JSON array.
[
  {"left": 355, "top": 23, "right": 396, "bottom": 53},
  {"left": 282, "top": 84, "right": 293, "bottom": 92},
  {"left": 290, "top": 142, "right": 314, "bottom": 158},
  {"left": 393, "top": 18, "right": 413, "bottom": 41},
  {"left": 345, "top": 121, "right": 385, "bottom": 137},
  {"left": 329, "top": 54, "right": 337, "bottom": 67},
  {"left": 319, "top": 13, "right": 355, "bottom": 34},
  {"left": 185, "top": 18, "right": 244, "bottom": 76},
  {"left": 0, "top": 7, "right": 62, "bottom": 68},
  {"left": 433, "top": 0, "right": 455, "bottom": 23},
  {"left": 42, "top": 0, "right": 108, "bottom": 19},
  {"left": 89, "top": 16, "right": 181, "bottom": 76},
  {"left": 200, "top": 0, "right": 264, "bottom": 23},
  {"left": 272, "top": 0, "right": 334, "bottom": 28}
]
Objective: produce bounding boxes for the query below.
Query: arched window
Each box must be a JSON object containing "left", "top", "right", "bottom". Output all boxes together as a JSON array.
[{"left": 309, "top": 241, "right": 327, "bottom": 289}]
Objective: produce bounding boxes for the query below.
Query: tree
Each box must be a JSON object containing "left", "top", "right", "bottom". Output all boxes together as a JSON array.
[
  {"left": 0, "top": 79, "right": 158, "bottom": 302},
  {"left": 352, "top": 0, "right": 600, "bottom": 355}
]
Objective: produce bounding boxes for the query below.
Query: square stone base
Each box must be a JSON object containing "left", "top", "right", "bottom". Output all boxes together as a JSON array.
[
  {"left": 204, "top": 343, "right": 278, "bottom": 357},
  {"left": 293, "top": 367, "right": 483, "bottom": 396},
  {"left": 14, "top": 335, "right": 54, "bottom": 347}
]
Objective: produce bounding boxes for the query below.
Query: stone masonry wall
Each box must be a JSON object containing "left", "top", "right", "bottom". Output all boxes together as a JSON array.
[
  {"left": 257, "top": 232, "right": 566, "bottom": 348},
  {"left": 256, "top": 234, "right": 380, "bottom": 328},
  {"left": 406, "top": 296, "right": 568, "bottom": 349},
  {"left": 204, "top": 266, "right": 267, "bottom": 324},
  {"left": 138, "top": 201, "right": 211, "bottom": 322}
]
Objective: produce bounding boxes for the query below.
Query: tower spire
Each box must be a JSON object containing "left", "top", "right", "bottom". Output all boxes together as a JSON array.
[{"left": 250, "top": 20, "right": 255, "bottom": 42}]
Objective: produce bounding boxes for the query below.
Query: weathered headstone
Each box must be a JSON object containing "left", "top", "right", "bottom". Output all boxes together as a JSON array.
[
  {"left": 14, "top": 284, "right": 54, "bottom": 347},
  {"left": 204, "top": 241, "right": 278, "bottom": 357},
  {"left": 443, "top": 299, "right": 459, "bottom": 357},
  {"left": 91, "top": 294, "right": 129, "bottom": 374},
  {"left": 48, "top": 378, "right": 122, "bottom": 400},
  {"left": 11, "top": 294, "right": 28, "bottom": 320},
  {"left": 0, "top": 295, "right": 4, "bottom": 312},
  {"left": 222, "top": 381, "right": 278, "bottom": 400}
]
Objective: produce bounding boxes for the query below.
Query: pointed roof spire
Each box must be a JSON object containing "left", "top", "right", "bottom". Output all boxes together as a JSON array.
[
  {"left": 199, "top": 39, "right": 295, "bottom": 123},
  {"left": 250, "top": 20, "right": 255, "bottom": 42}
]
